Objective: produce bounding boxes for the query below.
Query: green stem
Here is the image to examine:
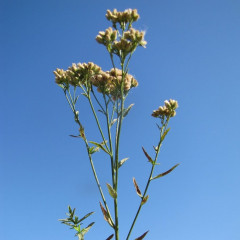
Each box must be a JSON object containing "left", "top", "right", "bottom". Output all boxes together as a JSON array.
[
  {"left": 103, "top": 94, "right": 115, "bottom": 188},
  {"left": 64, "top": 88, "right": 114, "bottom": 227},
  {"left": 84, "top": 138, "right": 114, "bottom": 227},
  {"left": 87, "top": 94, "right": 111, "bottom": 153},
  {"left": 113, "top": 59, "right": 126, "bottom": 240}
]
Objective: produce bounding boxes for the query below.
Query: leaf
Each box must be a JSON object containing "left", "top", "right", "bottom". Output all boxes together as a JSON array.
[
  {"left": 118, "top": 158, "right": 129, "bottom": 168},
  {"left": 79, "top": 124, "right": 85, "bottom": 139},
  {"left": 142, "top": 147, "right": 154, "bottom": 165},
  {"left": 99, "top": 202, "right": 114, "bottom": 227},
  {"left": 98, "top": 109, "right": 107, "bottom": 116},
  {"left": 151, "top": 163, "right": 180, "bottom": 180},
  {"left": 161, "top": 128, "right": 170, "bottom": 142},
  {"left": 69, "top": 135, "right": 81, "bottom": 138},
  {"left": 74, "top": 95, "right": 79, "bottom": 104},
  {"left": 89, "top": 141, "right": 110, "bottom": 155},
  {"left": 141, "top": 195, "right": 149, "bottom": 206},
  {"left": 135, "top": 230, "right": 149, "bottom": 240},
  {"left": 81, "top": 222, "right": 95, "bottom": 235},
  {"left": 78, "top": 212, "right": 94, "bottom": 223},
  {"left": 110, "top": 118, "right": 117, "bottom": 127},
  {"left": 107, "top": 183, "right": 117, "bottom": 199},
  {"left": 123, "top": 103, "right": 134, "bottom": 117},
  {"left": 74, "top": 225, "right": 81, "bottom": 233},
  {"left": 156, "top": 123, "right": 161, "bottom": 130},
  {"left": 81, "top": 92, "right": 88, "bottom": 98},
  {"left": 133, "top": 177, "right": 142, "bottom": 197},
  {"left": 106, "top": 234, "right": 114, "bottom": 240}
]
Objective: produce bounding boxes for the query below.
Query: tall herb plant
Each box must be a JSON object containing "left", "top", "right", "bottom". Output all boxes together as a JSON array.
[{"left": 54, "top": 9, "right": 179, "bottom": 240}]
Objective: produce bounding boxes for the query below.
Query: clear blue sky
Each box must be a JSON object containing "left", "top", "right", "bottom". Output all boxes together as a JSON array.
[{"left": 1, "top": 0, "right": 240, "bottom": 239}]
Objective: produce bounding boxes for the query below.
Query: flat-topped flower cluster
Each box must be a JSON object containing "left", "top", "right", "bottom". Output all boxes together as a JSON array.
[{"left": 54, "top": 63, "right": 138, "bottom": 100}]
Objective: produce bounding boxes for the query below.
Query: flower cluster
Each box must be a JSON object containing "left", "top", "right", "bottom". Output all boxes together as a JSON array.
[
  {"left": 54, "top": 62, "right": 101, "bottom": 87},
  {"left": 54, "top": 64, "right": 138, "bottom": 99},
  {"left": 96, "top": 9, "right": 146, "bottom": 56},
  {"left": 152, "top": 99, "right": 178, "bottom": 118},
  {"left": 91, "top": 68, "right": 138, "bottom": 99},
  {"left": 96, "top": 28, "right": 146, "bottom": 55},
  {"left": 96, "top": 27, "right": 117, "bottom": 50},
  {"left": 106, "top": 9, "right": 139, "bottom": 25}
]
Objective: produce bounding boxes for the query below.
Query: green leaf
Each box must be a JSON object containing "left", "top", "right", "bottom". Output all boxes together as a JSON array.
[
  {"left": 88, "top": 146, "right": 99, "bottom": 155},
  {"left": 78, "top": 212, "right": 95, "bottom": 223},
  {"left": 161, "top": 128, "right": 170, "bottom": 142},
  {"left": 118, "top": 158, "right": 129, "bottom": 168},
  {"left": 106, "top": 234, "right": 114, "bottom": 240},
  {"left": 74, "top": 225, "right": 81, "bottom": 233},
  {"left": 142, "top": 147, "right": 154, "bottom": 165},
  {"left": 133, "top": 177, "right": 142, "bottom": 197},
  {"left": 135, "top": 230, "right": 149, "bottom": 240},
  {"left": 81, "top": 222, "right": 95, "bottom": 235},
  {"left": 74, "top": 95, "right": 79, "bottom": 104},
  {"left": 98, "top": 109, "right": 106, "bottom": 115},
  {"left": 81, "top": 92, "right": 88, "bottom": 98},
  {"left": 107, "top": 183, "right": 117, "bottom": 199},
  {"left": 151, "top": 163, "right": 180, "bottom": 180},
  {"left": 89, "top": 141, "right": 110, "bottom": 155},
  {"left": 123, "top": 103, "right": 134, "bottom": 117},
  {"left": 141, "top": 195, "right": 149, "bottom": 205}
]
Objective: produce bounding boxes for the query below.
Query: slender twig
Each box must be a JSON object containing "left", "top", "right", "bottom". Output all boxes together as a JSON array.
[
  {"left": 126, "top": 120, "right": 170, "bottom": 240},
  {"left": 64, "top": 88, "right": 114, "bottom": 227},
  {"left": 87, "top": 94, "right": 111, "bottom": 153}
]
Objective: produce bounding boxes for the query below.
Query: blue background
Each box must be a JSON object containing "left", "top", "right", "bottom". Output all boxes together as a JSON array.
[{"left": 1, "top": 0, "right": 240, "bottom": 239}]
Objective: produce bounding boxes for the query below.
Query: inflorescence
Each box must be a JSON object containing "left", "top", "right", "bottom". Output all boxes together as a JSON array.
[
  {"left": 152, "top": 99, "right": 179, "bottom": 118},
  {"left": 96, "top": 9, "right": 146, "bottom": 56},
  {"left": 54, "top": 63, "right": 138, "bottom": 100}
]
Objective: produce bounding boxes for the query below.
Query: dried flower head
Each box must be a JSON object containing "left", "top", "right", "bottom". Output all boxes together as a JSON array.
[
  {"left": 152, "top": 99, "right": 178, "bottom": 118},
  {"left": 96, "top": 27, "right": 117, "bottom": 50},
  {"left": 54, "top": 62, "right": 101, "bottom": 88},
  {"left": 54, "top": 68, "right": 69, "bottom": 85},
  {"left": 106, "top": 9, "right": 140, "bottom": 25},
  {"left": 91, "top": 68, "right": 138, "bottom": 99}
]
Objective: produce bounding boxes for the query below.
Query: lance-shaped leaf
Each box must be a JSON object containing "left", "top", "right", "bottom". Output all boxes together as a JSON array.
[
  {"left": 89, "top": 141, "right": 110, "bottom": 155},
  {"left": 81, "top": 222, "right": 95, "bottom": 235},
  {"left": 121, "top": 103, "right": 134, "bottom": 117},
  {"left": 161, "top": 128, "right": 170, "bottom": 142},
  {"left": 110, "top": 118, "right": 117, "bottom": 127},
  {"left": 135, "top": 230, "right": 149, "bottom": 240},
  {"left": 107, "top": 183, "right": 117, "bottom": 199},
  {"left": 106, "top": 234, "right": 114, "bottom": 240},
  {"left": 78, "top": 211, "right": 94, "bottom": 223},
  {"left": 98, "top": 109, "right": 106, "bottom": 115},
  {"left": 133, "top": 177, "right": 142, "bottom": 197},
  {"left": 118, "top": 157, "right": 129, "bottom": 168},
  {"left": 74, "top": 95, "right": 79, "bottom": 104},
  {"left": 141, "top": 195, "right": 149, "bottom": 206},
  {"left": 142, "top": 147, "right": 154, "bottom": 165},
  {"left": 99, "top": 202, "right": 114, "bottom": 227},
  {"left": 88, "top": 146, "right": 99, "bottom": 154},
  {"left": 151, "top": 163, "right": 180, "bottom": 180},
  {"left": 69, "top": 135, "right": 81, "bottom": 138},
  {"left": 81, "top": 92, "right": 88, "bottom": 98},
  {"left": 79, "top": 125, "right": 86, "bottom": 140}
]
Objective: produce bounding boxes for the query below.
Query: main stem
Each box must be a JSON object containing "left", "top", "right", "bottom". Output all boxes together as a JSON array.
[{"left": 113, "top": 58, "right": 126, "bottom": 240}]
